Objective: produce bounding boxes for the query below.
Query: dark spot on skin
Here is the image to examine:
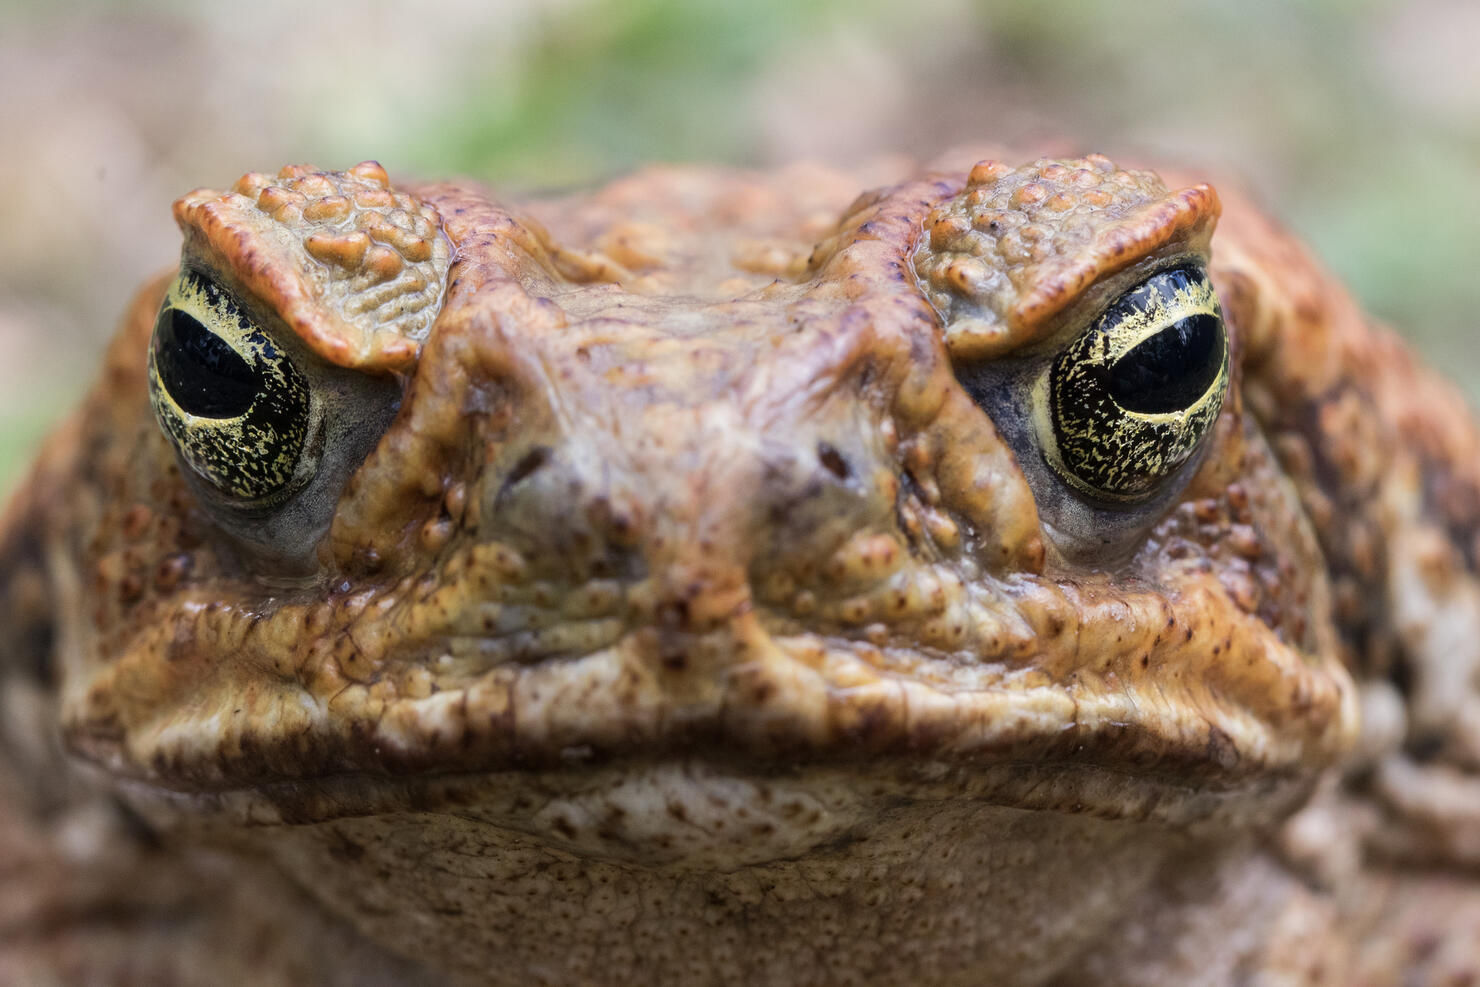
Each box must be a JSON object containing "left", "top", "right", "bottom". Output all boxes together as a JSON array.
[
  {"left": 908, "top": 331, "right": 932, "bottom": 367},
  {"left": 608, "top": 513, "right": 638, "bottom": 544},
  {"left": 351, "top": 547, "right": 383, "bottom": 573},
  {"left": 1406, "top": 732, "right": 1446, "bottom": 762},
  {"left": 658, "top": 599, "right": 691, "bottom": 629},
  {"left": 817, "top": 442, "right": 852, "bottom": 482},
  {"left": 121, "top": 504, "right": 151, "bottom": 540},
  {"left": 328, "top": 834, "right": 367, "bottom": 863},
  {"left": 154, "top": 553, "right": 191, "bottom": 590},
  {"left": 111, "top": 797, "right": 162, "bottom": 850},
  {"left": 16, "top": 601, "right": 55, "bottom": 687},
  {"left": 120, "top": 573, "right": 144, "bottom": 602},
  {"left": 1205, "top": 726, "right": 1239, "bottom": 770},
  {"left": 500, "top": 446, "right": 552, "bottom": 498},
  {"left": 1390, "top": 655, "right": 1416, "bottom": 702}
]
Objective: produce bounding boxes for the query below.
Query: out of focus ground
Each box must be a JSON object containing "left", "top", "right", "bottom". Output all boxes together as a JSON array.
[{"left": 2, "top": 0, "right": 1477, "bottom": 484}]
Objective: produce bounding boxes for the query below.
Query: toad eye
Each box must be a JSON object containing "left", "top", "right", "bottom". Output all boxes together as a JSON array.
[
  {"left": 147, "top": 270, "right": 316, "bottom": 506},
  {"left": 1036, "top": 264, "right": 1229, "bottom": 503}
]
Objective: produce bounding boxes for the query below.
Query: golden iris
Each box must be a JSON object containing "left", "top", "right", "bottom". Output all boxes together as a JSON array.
[
  {"left": 1036, "top": 265, "right": 1228, "bottom": 503},
  {"left": 147, "top": 270, "right": 314, "bottom": 505}
]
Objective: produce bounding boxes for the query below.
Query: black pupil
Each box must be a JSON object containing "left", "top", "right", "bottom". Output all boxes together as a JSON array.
[
  {"left": 153, "top": 307, "right": 260, "bottom": 419},
  {"left": 1107, "top": 313, "right": 1222, "bottom": 414}
]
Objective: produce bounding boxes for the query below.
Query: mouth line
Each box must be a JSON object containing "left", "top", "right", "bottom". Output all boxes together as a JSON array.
[
  {"left": 72, "top": 603, "right": 1355, "bottom": 823},
  {"left": 105, "top": 744, "right": 1313, "bottom": 842},
  {"left": 85, "top": 655, "right": 1317, "bottom": 840}
]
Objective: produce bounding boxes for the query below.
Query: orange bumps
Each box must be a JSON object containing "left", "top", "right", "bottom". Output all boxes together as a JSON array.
[
  {"left": 173, "top": 160, "right": 455, "bottom": 364},
  {"left": 363, "top": 213, "right": 434, "bottom": 262},
  {"left": 255, "top": 185, "right": 306, "bottom": 222},
  {"left": 229, "top": 172, "right": 267, "bottom": 196},
  {"left": 347, "top": 160, "right": 391, "bottom": 186},
  {"left": 353, "top": 186, "right": 395, "bottom": 210},
  {"left": 276, "top": 163, "right": 324, "bottom": 180},
  {"left": 292, "top": 174, "right": 337, "bottom": 199},
  {"left": 970, "top": 209, "right": 1022, "bottom": 233},
  {"left": 912, "top": 154, "right": 1218, "bottom": 359},
  {"left": 927, "top": 214, "right": 970, "bottom": 250},
  {"left": 966, "top": 159, "right": 1013, "bottom": 186},
  {"left": 240, "top": 162, "right": 442, "bottom": 290},
  {"left": 363, "top": 245, "right": 404, "bottom": 284},
  {"left": 943, "top": 257, "right": 990, "bottom": 294},
  {"left": 1010, "top": 183, "right": 1047, "bottom": 207},
  {"left": 822, "top": 532, "right": 906, "bottom": 588},
  {"left": 303, "top": 195, "right": 352, "bottom": 222},
  {"left": 305, "top": 230, "right": 370, "bottom": 268}
]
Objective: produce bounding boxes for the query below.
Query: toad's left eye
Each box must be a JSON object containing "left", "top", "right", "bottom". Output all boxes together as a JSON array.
[
  {"left": 147, "top": 270, "right": 316, "bottom": 506},
  {"left": 1037, "top": 264, "right": 1229, "bottom": 503}
]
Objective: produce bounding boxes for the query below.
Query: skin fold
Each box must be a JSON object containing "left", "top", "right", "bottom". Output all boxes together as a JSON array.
[{"left": 0, "top": 151, "right": 1476, "bottom": 984}]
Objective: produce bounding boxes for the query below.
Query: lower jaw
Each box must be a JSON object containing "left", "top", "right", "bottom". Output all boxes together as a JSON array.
[
  {"left": 102, "top": 755, "right": 1313, "bottom": 983},
  {"left": 114, "top": 751, "right": 1313, "bottom": 868},
  {"left": 216, "top": 760, "right": 1255, "bottom": 987}
]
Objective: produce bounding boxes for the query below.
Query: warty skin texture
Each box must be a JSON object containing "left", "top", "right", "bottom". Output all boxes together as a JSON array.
[{"left": 0, "top": 150, "right": 1476, "bottom": 984}]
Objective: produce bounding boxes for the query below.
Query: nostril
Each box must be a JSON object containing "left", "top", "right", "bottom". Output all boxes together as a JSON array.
[
  {"left": 500, "top": 446, "right": 553, "bottom": 498},
  {"left": 817, "top": 442, "right": 852, "bottom": 482}
]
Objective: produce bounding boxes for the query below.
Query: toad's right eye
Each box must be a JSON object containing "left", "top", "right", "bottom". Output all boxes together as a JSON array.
[
  {"left": 1034, "top": 264, "right": 1229, "bottom": 504},
  {"left": 147, "top": 270, "right": 318, "bottom": 507}
]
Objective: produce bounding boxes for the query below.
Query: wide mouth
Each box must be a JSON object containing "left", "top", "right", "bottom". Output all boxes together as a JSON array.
[
  {"left": 67, "top": 590, "right": 1356, "bottom": 833},
  {"left": 105, "top": 745, "right": 1319, "bottom": 873}
]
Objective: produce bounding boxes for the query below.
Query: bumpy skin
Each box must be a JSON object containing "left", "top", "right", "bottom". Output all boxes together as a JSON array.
[{"left": 0, "top": 151, "right": 1476, "bottom": 984}]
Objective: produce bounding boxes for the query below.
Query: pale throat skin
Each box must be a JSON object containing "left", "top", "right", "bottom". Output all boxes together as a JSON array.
[{"left": 1, "top": 149, "right": 1479, "bottom": 985}]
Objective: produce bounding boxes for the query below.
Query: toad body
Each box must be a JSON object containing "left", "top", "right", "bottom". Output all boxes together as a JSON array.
[{"left": 0, "top": 154, "right": 1477, "bottom": 984}]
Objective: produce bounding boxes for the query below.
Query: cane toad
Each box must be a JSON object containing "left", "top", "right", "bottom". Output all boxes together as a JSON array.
[{"left": 0, "top": 152, "right": 1477, "bottom": 984}]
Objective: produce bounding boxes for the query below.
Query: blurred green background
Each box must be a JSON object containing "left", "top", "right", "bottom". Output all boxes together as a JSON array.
[{"left": 2, "top": 0, "right": 1477, "bottom": 486}]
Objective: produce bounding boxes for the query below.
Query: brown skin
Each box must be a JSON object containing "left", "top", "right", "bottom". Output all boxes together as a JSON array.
[{"left": 0, "top": 151, "right": 1475, "bottom": 984}]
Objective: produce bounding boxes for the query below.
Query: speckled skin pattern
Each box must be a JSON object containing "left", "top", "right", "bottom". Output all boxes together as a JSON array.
[{"left": 0, "top": 150, "right": 1476, "bottom": 984}]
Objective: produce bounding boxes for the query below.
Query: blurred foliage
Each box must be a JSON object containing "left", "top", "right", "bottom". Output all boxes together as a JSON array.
[
  {"left": 1, "top": 0, "right": 1477, "bottom": 486},
  {"left": 392, "top": 0, "right": 838, "bottom": 181}
]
